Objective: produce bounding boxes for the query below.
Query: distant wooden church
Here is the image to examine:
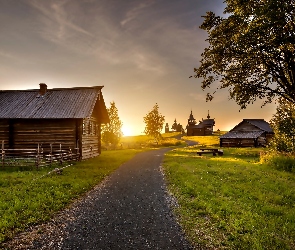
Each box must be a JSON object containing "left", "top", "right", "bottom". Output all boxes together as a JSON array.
[{"left": 186, "top": 110, "right": 215, "bottom": 136}]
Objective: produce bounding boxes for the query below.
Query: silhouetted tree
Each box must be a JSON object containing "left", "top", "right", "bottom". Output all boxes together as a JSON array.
[
  {"left": 269, "top": 98, "right": 295, "bottom": 152},
  {"left": 194, "top": 1, "right": 295, "bottom": 109},
  {"left": 171, "top": 119, "right": 178, "bottom": 131},
  {"left": 171, "top": 118, "right": 183, "bottom": 133},
  {"left": 101, "top": 102, "right": 123, "bottom": 147},
  {"left": 143, "top": 103, "right": 165, "bottom": 143}
]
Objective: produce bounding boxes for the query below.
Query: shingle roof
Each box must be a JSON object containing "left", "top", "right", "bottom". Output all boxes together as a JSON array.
[
  {"left": 220, "top": 131, "right": 264, "bottom": 139},
  {"left": 191, "top": 119, "right": 215, "bottom": 128},
  {"left": 0, "top": 86, "right": 105, "bottom": 119},
  {"left": 228, "top": 119, "right": 273, "bottom": 133},
  {"left": 220, "top": 119, "right": 273, "bottom": 139},
  {"left": 243, "top": 119, "right": 273, "bottom": 132},
  {"left": 201, "top": 119, "right": 215, "bottom": 126}
]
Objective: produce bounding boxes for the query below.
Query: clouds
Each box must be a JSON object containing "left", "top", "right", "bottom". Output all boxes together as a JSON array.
[
  {"left": 120, "top": 1, "right": 155, "bottom": 28},
  {"left": 25, "top": 0, "right": 93, "bottom": 48},
  {"left": 25, "top": 1, "right": 200, "bottom": 70},
  {"left": 0, "top": 49, "right": 18, "bottom": 60},
  {"left": 0, "top": 0, "right": 274, "bottom": 134}
]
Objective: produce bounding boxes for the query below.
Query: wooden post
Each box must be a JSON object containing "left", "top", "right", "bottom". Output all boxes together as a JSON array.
[
  {"left": 76, "top": 139, "right": 80, "bottom": 161},
  {"left": 98, "top": 123, "right": 101, "bottom": 154},
  {"left": 59, "top": 143, "right": 63, "bottom": 165},
  {"left": 69, "top": 148, "right": 72, "bottom": 161},
  {"left": 50, "top": 143, "right": 53, "bottom": 166},
  {"left": 1, "top": 140, "right": 4, "bottom": 167},
  {"left": 36, "top": 143, "right": 40, "bottom": 169}
]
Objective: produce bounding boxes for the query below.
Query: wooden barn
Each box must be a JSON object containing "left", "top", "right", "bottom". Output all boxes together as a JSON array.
[
  {"left": 220, "top": 119, "right": 274, "bottom": 147},
  {"left": 0, "top": 83, "right": 109, "bottom": 159},
  {"left": 186, "top": 110, "right": 215, "bottom": 136}
]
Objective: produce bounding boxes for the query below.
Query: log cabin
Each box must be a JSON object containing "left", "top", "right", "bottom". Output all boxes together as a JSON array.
[
  {"left": 220, "top": 119, "right": 274, "bottom": 147},
  {"left": 0, "top": 83, "right": 109, "bottom": 159}
]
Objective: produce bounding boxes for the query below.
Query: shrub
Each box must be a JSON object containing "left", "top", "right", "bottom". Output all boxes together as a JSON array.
[{"left": 260, "top": 151, "right": 295, "bottom": 172}]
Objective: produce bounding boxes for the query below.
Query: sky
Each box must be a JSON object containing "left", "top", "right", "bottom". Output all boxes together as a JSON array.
[{"left": 0, "top": 0, "right": 276, "bottom": 136}]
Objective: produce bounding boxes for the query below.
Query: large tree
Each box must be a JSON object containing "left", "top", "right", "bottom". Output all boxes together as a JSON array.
[
  {"left": 101, "top": 102, "right": 123, "bottom": 146},
  {"left": 194, "top": 0, "right": 295, "bottom": 109},
  {"left": 269, "top": 98, "right": 295, "bottom": 152},
  {"left": 143, "top": 103, "right": 165, "bottom": 143}
]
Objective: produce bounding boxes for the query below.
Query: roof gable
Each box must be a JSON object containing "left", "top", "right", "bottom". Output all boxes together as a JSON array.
[
  {"left": 244, "top": 119, "right": 273, "bottom": 132},
  {"left": 0, "top": 86, "right": 107, "bottom": 119},
  {"left": 230, "top": 119, "right": 273, "bottom": 133}
]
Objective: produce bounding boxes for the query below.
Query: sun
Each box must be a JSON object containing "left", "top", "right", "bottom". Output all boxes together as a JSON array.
[{"left": 122, "top": 125, "right": 133, "bottom": 137}]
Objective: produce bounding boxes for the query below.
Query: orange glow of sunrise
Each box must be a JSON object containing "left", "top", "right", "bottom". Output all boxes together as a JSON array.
[{"left": 122, "top": 125, "right": 133, "bottom": 137}]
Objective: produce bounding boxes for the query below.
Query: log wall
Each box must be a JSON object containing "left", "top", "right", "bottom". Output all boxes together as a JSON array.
[
  {"left": 187, "top": 126, "right": 213, "bottom": 136},
  {"left": 220, "top": 138, "right": 257, "bottom": 147},
  {"left": 0, "top": 120, "right": 9, "bottom": 148},
  {"left": 0, "top": 117, "right": 103, "bottom": 159},
  {"left": 220, "top": 134, "right": 270, "bottom": 147},
  {"left": 81, "top": 117, "right": 101, "bottom": 159},
  {"left": 11, "top": 119, "right": 78, "bottom": 152}
]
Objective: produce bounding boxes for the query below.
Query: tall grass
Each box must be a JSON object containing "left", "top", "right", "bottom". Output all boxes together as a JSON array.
[
  {"left": 260, "top": 151, "right": 295, "bottom": 173},
  {"left": 163, "top": 137, "right": 295, "bottom": 249},
  {"left": 0, "top": 149, "right": 145, "bottom": 243}
]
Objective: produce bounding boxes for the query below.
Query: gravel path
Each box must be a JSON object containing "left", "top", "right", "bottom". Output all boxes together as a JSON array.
[{"left": 4, "top": 148, "right": 193, "bottom": 249}]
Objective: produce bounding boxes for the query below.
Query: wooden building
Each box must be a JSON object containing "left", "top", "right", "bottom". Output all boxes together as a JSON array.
[
  {"left": 0, "top": 83, "right": 109, "bottom": 159},
  {"left": 186, "top": 110, "right": 215, "bottom": 136},
  {"left": 220, "top": 119, "right": 274, "bottom": 147}
]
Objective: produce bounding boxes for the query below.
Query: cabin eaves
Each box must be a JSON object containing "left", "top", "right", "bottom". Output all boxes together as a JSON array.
[
  {"left": 220, "top": 131, "right": 264, "bottom": 139},
  {"left": 0, "top": 86, "right": 107, "bottom": 120}
]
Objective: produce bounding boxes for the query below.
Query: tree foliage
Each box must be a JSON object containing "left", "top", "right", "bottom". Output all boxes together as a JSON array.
[
  {"left": 269, "top": 98, "right": 295, "bottom": 152},
  {"left": 101, "top": 102, "right": 123, "bottom": 146},
  {"left": 194, "top": 0, "right": 295, "bottom": 109},
  {"left": 171, "top": 119, "right": 183, "bottom": 133},
  {"left": 143, "top": 103, "right": 165, "bottom": 142}
]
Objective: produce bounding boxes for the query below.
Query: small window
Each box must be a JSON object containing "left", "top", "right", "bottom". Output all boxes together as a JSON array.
[
  {"left": 89, "top": 121, "right": 92, "bottom": 135},
  {"left": 93, "top": 123, "right": 97, "bottom": 135},
  {"left": 83, "top": 121, "right": 86, "bottom": 135}
]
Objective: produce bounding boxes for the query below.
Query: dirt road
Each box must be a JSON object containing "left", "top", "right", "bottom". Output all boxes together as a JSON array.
[{"left": 14, "top": 148, "right": 193, "bottom": 249}]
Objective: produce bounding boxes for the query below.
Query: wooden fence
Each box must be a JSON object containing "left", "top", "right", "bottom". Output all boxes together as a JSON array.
[{"left": 1, "top": 141, "right": 80, "bottom": 168}]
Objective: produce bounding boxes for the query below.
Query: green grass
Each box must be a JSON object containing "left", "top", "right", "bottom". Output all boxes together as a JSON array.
[
  {"left": 113, "top": 132, "right": 185, "bottom": 149},
  {"left": 163, "top": 137, "right": 295, "bottom": 249},
  {"left": 0, "top": 133, "right": 182, "bottom": 244},
  {"left": 182, "top": 134, "right": 221, "bottom": 147},
  {"left": 261, "top": 151, "right": 295, "bottom": 173},
  {"left": 0, "top": 149, "right": 145, "bottom": 243}
]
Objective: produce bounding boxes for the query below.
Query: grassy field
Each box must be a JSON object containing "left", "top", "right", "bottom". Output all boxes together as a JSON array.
[
  {"left": 0, "top": 149, "right": 145, "bottom": 243},
  {"left": 0, "top": 132, "right": 183, "bottom": 244},
  {"left": 163, "top": 136, "right": 295, "bottom": 249},
  {"left": 2, "top": 133, "right": 294, "bottom": 249},
  {"left": 182, "top": 134, "right": 221, "bottom": 147},
  {"left": 109, "top": 132, "right": 185, "bottom": 149}
]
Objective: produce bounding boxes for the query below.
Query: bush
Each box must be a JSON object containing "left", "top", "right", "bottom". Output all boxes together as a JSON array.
[
  {"left": 270, "top": 155, "right": 295, "bottom": 172},
  {"left": 260, "top": 151, "right": 295, "bottom": 172}
]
